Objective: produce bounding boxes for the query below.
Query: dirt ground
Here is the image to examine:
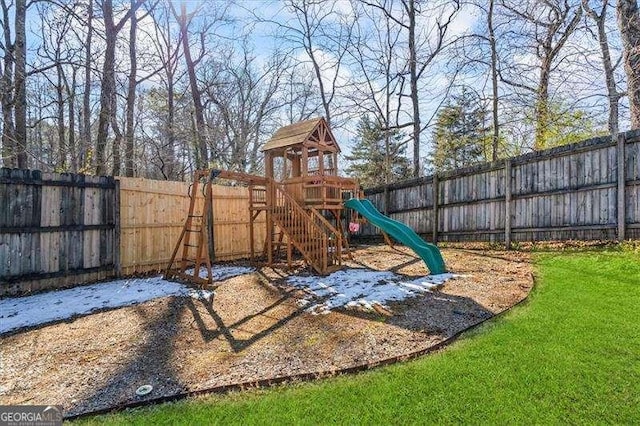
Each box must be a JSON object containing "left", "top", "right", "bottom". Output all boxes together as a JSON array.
[{"left": 0, "top": 245, "right": 533, "bottom": 417}]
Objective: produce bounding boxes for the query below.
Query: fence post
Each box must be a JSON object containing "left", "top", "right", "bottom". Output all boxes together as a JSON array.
[
  {"left": 114, "top": 178, "right": 121, "bottom": 277},
  {"left": 617, "top": 133, "right": 626, "bottom": 241},
  {"left": 432, "top": 174, "right": 439, "bottom": 243},
  {"left": 383, "top": 184, "right": 390, "bottom": 215},
  {"left": 504, "top": 159, "right": 512, "bottom": 250}
]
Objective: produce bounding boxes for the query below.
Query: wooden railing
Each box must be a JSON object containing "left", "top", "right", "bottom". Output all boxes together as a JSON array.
[
  {"left": 270, "top": 182, "right": 341, "bottom": 274},
  {"left": 309, "top": 207, "right": 342, "bottom": 267},
  {"left": 281, "top": 175, "right": 359, "bottom": 208},
  {"left": 249, "top": 185, "right": 267, "bottom": 208}
]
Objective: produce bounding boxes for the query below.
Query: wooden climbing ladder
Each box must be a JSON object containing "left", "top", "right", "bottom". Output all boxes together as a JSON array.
[{"left": 165, "top": 170, "right": 215, "bottom": 288}]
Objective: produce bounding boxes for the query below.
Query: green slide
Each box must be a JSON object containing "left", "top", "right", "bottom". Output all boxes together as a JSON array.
[{"left": 344, "top": 198, "right": 447, "bottom": 274}]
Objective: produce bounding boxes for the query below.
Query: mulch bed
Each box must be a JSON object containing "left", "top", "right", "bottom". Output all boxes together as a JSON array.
[{"left": 0, "top": 245, "right": 533, "bottom": 417}]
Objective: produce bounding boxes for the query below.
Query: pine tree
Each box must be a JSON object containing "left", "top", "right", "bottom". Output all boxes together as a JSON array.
[
  {"left": 345, "top": 116, "right": 411, "bottom": 188},
  {"left": 431, "top": 89, "right": 490, "bottom": 172}
]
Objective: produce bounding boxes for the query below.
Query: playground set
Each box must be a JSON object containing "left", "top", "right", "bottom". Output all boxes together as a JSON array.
[{"left": 165, "top": 118, "right": 446, "bottom": 287}]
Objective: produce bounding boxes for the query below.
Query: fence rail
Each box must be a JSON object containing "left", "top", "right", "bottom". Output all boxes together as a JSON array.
[{"left": 360, "top": 130, "right": 640, "bottom": 243}]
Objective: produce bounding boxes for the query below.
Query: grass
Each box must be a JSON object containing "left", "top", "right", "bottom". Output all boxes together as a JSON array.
[{"left": 81, "top": 250, "right": 640, "bottom": 425}]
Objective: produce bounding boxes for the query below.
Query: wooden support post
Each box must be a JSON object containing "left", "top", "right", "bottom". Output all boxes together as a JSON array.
[
  {"left": 292, "top": 155, "right": 301, "bottom": 177},
  {"left": 335, "top": 210, "right": 342, "bottom": 264},
  {"left": 207, "top": 181, "right": 215, "bottom": 263},
  {"left": 617, "top": 133, "right": 626, "bottom": 241},
  {"left": 504, "top": 159, "right": 512, "bottom": 250},
  {"left": 265, "top": 152, "right": 274, "bottom": 179},
  {"left": 322, "top": 237, "right": 328, "bottom": 274},
  {"left": 382, "top": 231, "right": 395, "bottom": 248},
  {"left": 265, "top": 153, "right": 275, "bottom": 264},
  {"left": 266, "top": 182, "right": 273, "bottom": 266},
  {"left": 318, "top": 150, "right": 325, "bottom": 203},
  {"left": 432, "top": 174, "right": 439, "bottom": 244},
  {"left": 301, "top": 146, "right": 308, "bottom": 176},
  {"left": 249, "top": 184, "right": 255, "bottom": 262},
  {"left": 282, "top": 149, "right": 288, "bottom": 179}
]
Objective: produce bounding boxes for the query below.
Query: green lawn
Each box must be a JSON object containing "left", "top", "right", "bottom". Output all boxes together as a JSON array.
[{"left": 82, "top": 250, "right": 640, "bottom": 425}]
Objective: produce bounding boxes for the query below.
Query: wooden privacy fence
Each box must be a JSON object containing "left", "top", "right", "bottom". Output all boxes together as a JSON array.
[
  {"left": 0, "top": 173, "right": 266, "bottom": 295},
  {"left": 119, "top": 177, "right": 266, "bottom": 275},
  {"left": 0, "top": 169, "right": 118, "bottom": 295},
  {"left": 360, "top": 130, "right": 640, "bottom": 244}
]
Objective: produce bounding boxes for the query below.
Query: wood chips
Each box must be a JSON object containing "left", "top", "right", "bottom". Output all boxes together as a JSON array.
[{"left": 0, "top": 246, "right": 533, "bottom": 417}]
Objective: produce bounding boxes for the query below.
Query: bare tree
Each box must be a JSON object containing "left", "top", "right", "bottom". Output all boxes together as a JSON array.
[
  {"left": 171, "top": 2, "right": 213, "bottom": 169},
  {"left": 1, "top": 0, "right": 16, "bottom": 166},
  {"left": 81, "top": 0, "right": 93, "bottom": 171},
  {"left": 583, "top": 0, "right": 624, "bottom": 136},
  {"left": 94, "top": 0, "right": 145, "bottom": 175},
  {"left": 203, "top": 47, "right": 288, "bottom": 173},
  {"left": 347, "top": 1, "right": 404, "bottom": 183},
  {"left": 499, "top": 0, "right": 582, "bottom": 149},
  {"left": 616, "top": 0, "right": 640, "bottom": 129},
  {"left": 123, "top": 0, "right": 138, "bottom": 176},
  {"left": 259, "top": 0, "right": 353, "bottom": 129},
  {"left": 13, "top": 0, "right": 26, "bottom": 167},
  {"left": 289, "top": 0, "right": 353, "bottom": 128},
  {"left": 63, "top": 66, "right": 79, "bottom": 171},
  {"left": 147, "top": 0, "right": 184, "bottom": 179},
  {"left": 361, "top": 0, "right": 461, "bottom": 176},
  {"left": 35, "top": 2, "right": 82, "bottom": 171},
  {"left": 119, "top": 0, "right": 161, "bottom": 176},
  {"left": 462, "top": 0, "right": 515, "bottom": 160},
  {"left": 0, "top": 0, "right": 27, "bottom": 167},
  {"left": 488, "top": 0, "right": 500, "bottom": 160}
]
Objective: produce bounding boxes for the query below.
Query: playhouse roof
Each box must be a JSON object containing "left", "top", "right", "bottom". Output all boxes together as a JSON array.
[{"left": 262, "top": 117, "right": 340, "bottom": 152}]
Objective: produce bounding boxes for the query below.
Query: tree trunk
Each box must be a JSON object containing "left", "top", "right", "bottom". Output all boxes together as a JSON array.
[
  {"left": 1, "top": 0, "right": 15, "bottom": 167},
  {"left": 617, "top": 0, "right": 640, "bottom": 129},
  {"left": 56, "top": 64, "right": 65, "bottom": 170},
  {"left": 583, "top": 0, "right": 619, "bottom": 136},
  {"left": 111, "top": 112, "right": 123, "bottom": 176},
  {"left": 68, "top": 69, "right": 77, "bottom": 172},
  {"left": 95, "top": 0, "right": 144, "bottom": 175},
  {"left": 13, "top": 0, "right": 27, "bottom": 168},
  {"left": 534, "top": 59, "right": 551, "bottom": 150},
  {"left": 178, "top": 4, "right": 208, "bottom": 168},
  {"left": 95, "top": 0, "right": 116, "bottom": 175},
  {"left": 82, "top": 0, "right": 93, "bottom": 169},
  {"left": 385, "top": 55, "right": 392, "bottom": 185},
  {"left": 407, "top": 0, "right": 420, "bottom": 177},
  {"left": 124, "top": 0, "right": 137, "bottom": 177},
  {"left": 310, "top": 52, "right": 331, "bottom": 127},
  {"left": 488, "top": 0, "right": 500, "bottom": 161},
  {"left": 166, "top": 74, "right": 176, "bottom": 178}
]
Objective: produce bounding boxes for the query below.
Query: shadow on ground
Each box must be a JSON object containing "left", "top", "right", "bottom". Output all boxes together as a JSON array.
[{"left": 67, "top": 298, "right": 187, "bottom": 416}]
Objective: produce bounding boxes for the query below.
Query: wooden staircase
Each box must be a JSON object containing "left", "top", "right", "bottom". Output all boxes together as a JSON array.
[{"left": 269, "top": 182, "right": 343, "bottom": 274}]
